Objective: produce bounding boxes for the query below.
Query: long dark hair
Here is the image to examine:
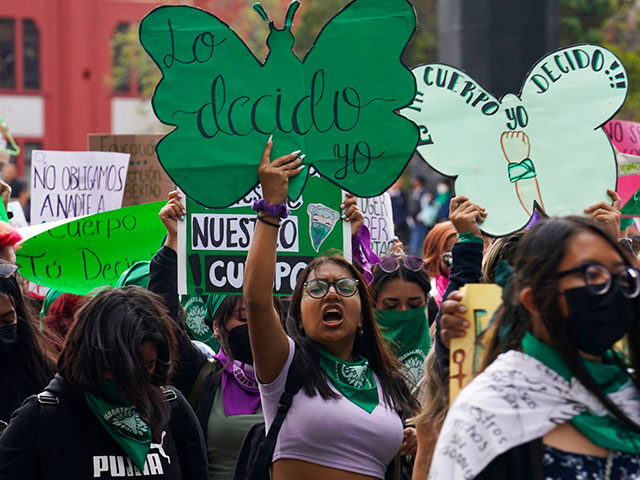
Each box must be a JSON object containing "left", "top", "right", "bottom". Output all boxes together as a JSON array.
[
  {"left": 59, "top": 286, "right": 178, "bottom": 440},
  {"left": 485, "top": 216, "right": 640, "bottom": 435},
  {"left": 286, "top": 255, "right": 418, "bottom": 415},
  {"left": 1, "top": 275, "right": 55, "bottom": 393}
]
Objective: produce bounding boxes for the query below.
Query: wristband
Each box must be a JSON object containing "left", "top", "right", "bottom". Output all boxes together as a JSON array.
[
  {"left": 252, "top": 199, "right": 289, "bottom": 219},
  {"left": 457, "top": 232, "right": 484, "bottom": 244},
  {"left": 257, "top": 216, "right": 280, "bottom": 229}
]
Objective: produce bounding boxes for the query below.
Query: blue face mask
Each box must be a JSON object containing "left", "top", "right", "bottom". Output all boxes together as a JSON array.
[{"left": 564, "top": 285, "right": 636, "bottom": 356}]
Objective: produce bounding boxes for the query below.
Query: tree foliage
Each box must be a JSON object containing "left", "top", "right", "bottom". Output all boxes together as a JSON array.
[
  {"left": 109, "top": 0, "right": 437, "bottom": 99},
  {"left": 558, "top": 0, "right": 640, "bottom": 121}
]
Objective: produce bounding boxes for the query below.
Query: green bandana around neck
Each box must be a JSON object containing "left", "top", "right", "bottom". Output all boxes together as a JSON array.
[
  {"left": 85, "top": 379, "right": 152, "bottom": 471},
  {"left": 317, "top": 348, "right": 379, "bottom": 413},
  {"left": 521, "top": 331, "right": 640, "bottom": 454},
  {"left": 375, "top": 305, "right": 430, "bottom": 386}
]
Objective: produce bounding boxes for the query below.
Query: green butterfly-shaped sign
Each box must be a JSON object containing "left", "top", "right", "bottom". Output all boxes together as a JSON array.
[
  {"left": 140, "top": 0, "right": 419, "bottom": 208},
  {"left": 401, "top": 44, "right": 627, "bottom": 236}
]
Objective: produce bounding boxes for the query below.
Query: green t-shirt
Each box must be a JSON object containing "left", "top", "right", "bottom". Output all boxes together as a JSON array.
[{"left": 207, "top": 387, "right": 264, "bottom": 480}]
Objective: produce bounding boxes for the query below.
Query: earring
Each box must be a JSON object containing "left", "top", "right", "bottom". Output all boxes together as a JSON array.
[{"left": 358, "top": 326, "right": 364, "bottom": 337}]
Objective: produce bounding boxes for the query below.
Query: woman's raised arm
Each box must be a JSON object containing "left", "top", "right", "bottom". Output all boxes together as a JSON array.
[{"left": 243, "top": 138, "right": 304, "bottom": 383}]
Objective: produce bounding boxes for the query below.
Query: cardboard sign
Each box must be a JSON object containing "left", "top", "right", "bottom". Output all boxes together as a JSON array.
[
  {"left": 88, "top": 134, "right": 174, "bottom": 207},
  {"left": 357, "top": 193, "right": 394, "bottom": 257},
  {"left": 178, "top": 176, "right": 350, "bottom": 295},
  {"left": 17, "top": 202, "right": 166, "bottom": 295},
  {"left": 139, "top": 0, "right": 418, "bottom": 208},
  {"left": 402, "top": 45, "right": 627, "bottom": 236},
  {"left": 605, "top": 119, "right": 640, "bottom": 155},
  {"left": 30, "top": 150, "right": 130, "bottom": 224},
  {"left": 449, "top": 284, "right": 502, "bottom": 404}
]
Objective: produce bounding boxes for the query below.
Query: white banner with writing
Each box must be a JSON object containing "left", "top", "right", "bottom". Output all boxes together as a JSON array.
[{"left": 30, "top": 150, "right": 130, "bottom": 224}]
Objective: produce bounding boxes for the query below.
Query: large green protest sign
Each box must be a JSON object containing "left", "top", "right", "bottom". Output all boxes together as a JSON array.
[
  {"left": 178, "top": 175, "right": 349, "bottom": 296},
  {"left": 139, "top": 0, "right": 418, "bottom": 208},
  {"left": 17, "top": 202, "right": 166, "bottom": 295},
  {"left": 402, "top": 45, "right": 627, "bottom": 236}
]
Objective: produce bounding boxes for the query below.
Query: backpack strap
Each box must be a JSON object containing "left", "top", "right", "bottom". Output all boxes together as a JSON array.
[
  {"left": 189, "top": 358, "right": 218, "bottom": 408},
  {"left": 251, "top": 348, "right": 304, "bottom": 477},
  {"left": 36, "top": 391, "right": 59, "bottom": 473}
]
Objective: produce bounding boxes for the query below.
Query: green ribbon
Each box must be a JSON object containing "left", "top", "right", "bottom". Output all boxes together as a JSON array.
[
  {"left": 375, "top": 305, "right": 430, "bottom": 386},
  {"left": 507, "top": 158, "right": 537, "bottom": 183},
  {"left": 85, "top": 379, "right": 152, "bottom": 471},
  {"left": 318, "top": 348, "right": 379, "bottom": 413},
  {"left": 521, "top": 332, "right": 640, "bottom": 454}
]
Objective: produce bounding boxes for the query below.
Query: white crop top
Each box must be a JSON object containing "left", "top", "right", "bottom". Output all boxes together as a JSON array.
[{"left": 258, "top": 337, "right": 403, "bottom": 479}]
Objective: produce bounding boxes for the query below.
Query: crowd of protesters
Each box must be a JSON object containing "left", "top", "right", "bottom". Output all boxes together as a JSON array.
[{"left": 0, "top": 139, "right": 637, "bottom": 480}]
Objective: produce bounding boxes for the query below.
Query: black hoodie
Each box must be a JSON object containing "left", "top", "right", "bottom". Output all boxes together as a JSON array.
[{"left": 0, "top": 375, "right": 207, "bottom": 480}]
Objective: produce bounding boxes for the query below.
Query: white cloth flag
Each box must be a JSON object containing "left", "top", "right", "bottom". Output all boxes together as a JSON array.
[{"left": 429, "top": 350, "right": 640, "bottom": 480}]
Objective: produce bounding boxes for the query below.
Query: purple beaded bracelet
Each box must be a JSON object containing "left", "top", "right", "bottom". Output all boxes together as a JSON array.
[{"left": 251, "top": 199, "right": 289, "bottom": 219}]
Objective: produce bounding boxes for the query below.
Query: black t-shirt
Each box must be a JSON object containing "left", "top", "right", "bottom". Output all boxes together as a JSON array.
[{"left": 0, "top": 375, "right": 208, "bottom": 480}]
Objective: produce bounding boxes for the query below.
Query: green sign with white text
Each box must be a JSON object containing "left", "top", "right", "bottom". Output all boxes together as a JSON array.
[{"left": 179, "top": 175, "right": 349, "bottom": 295}]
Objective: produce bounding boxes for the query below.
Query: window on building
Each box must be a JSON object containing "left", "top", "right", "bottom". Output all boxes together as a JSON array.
[
  {"left": 0, "top": 19, "right": 15, "bottom": 89},
  {"left": 22, "top": 20, "right": 39, "bottom": 90},
  {"left": 113, "top": 22, "right": 132, "bottom": 93}
]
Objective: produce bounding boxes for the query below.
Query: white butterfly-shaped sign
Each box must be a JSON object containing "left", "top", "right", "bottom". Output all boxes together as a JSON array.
[{"left": 401, "top": 45, "right": 627, "bottom": 236}]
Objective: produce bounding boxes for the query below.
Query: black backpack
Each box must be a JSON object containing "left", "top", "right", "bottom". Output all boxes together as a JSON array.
[
  {"left": 35, "top": 385, "right": 180, "bottom": 473},
  {"left": 233, "top": 350, "right": 303, "bottom": 480}
]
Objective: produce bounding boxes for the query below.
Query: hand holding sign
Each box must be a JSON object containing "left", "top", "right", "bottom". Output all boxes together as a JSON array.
[
  {"left": 139, "top": 0, "right": 418, "bottom": 208},
  {"left": 402, "top": 45, "right": 627, "bottom": 236},
  {"left": 258, "top": 138, "right": 305, "bottom": 206}
]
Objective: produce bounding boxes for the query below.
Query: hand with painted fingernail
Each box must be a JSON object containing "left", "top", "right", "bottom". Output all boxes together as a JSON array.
[
  {"left": 258, "top": 138, "right": 305, "bottom": 205},
  {"left": 342, "top": 193, "right": 365, "bottom": 236}
]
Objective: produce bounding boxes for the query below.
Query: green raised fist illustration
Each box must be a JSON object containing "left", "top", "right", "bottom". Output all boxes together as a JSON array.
[{"left": 140, "top": 0, "right": 419, "bottom": 208}]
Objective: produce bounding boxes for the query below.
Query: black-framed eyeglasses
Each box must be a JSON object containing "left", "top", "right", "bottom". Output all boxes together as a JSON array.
[
  {"left": 379, "top": 255, "right": 424, "bottom": 273},
  {"left": 304, "top": 277, "right": 359, "bottom": 299},
  {"left": 557, "top": 262, "right": 640, "bottom": 299},
  {"left": 0, "top": 264, "right": 17, "bottom": 278}
]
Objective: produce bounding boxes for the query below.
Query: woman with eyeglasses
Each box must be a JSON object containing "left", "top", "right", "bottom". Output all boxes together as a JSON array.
[
  {"left": 0, "top": 286, "right": 208, "bottom": 479},
  {"left": 243, "top": 139, "right": 418, "bottom": 480},
  {"left": 0, "top": 266, "right": 56, "bottom": 432},
  {"left": 430, "top": 216, "right": 640, "bottom": 479}
]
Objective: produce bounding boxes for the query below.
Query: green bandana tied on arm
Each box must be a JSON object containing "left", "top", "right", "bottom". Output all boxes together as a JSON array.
[
  {"left": 85, "top": 379, "right": 152, "bottom": 471},
  {"left": 375, "top": 305, "right": 430, "bottom": 386},
  {"left": 521, "top": 331, "right": 640, "bottom": 454},
  {"left": 507, "top": 158, "right": 537, "bottom": 183},
  {"left": 317, "top": 348, "right": 379, "bottom": 413}
]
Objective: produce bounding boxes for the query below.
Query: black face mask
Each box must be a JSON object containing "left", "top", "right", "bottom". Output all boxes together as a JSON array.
[
  {"left": 227, "top": 324, "right": 253, "bottom": 364},
  {"left": 564, "top": 285, "right": 636, "bottom": 356},
  {"left": 0, "top": 324, "right": 17, "bottom": 358}
]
